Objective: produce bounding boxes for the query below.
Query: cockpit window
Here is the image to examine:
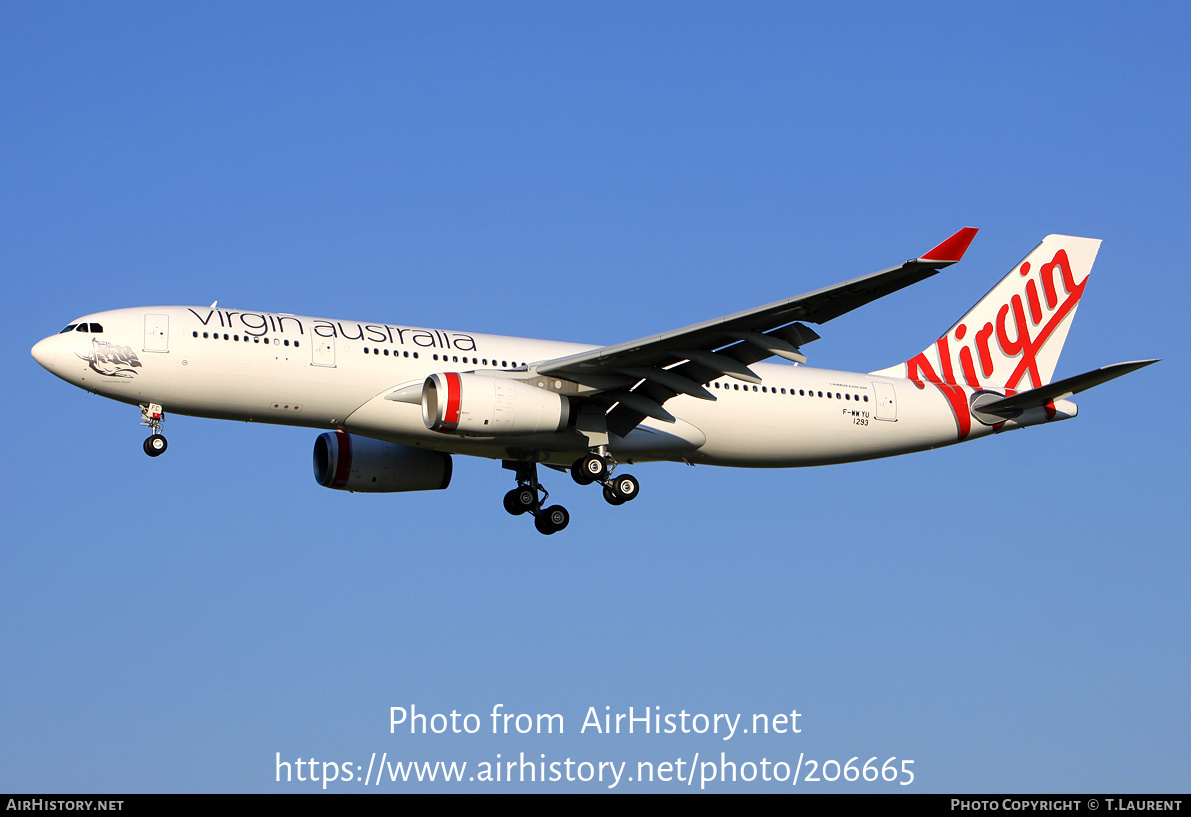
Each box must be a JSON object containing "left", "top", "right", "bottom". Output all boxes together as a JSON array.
[{"left": 59, "top": 322, "right": 103, "bottom": 334}]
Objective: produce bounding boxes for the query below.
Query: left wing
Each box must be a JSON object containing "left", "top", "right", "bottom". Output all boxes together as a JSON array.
[{"left": 534, "top": 227, "right": 979, "bottom": 436}]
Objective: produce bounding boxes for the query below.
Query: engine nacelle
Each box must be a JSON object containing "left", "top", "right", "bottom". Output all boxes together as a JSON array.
[
  {"left": 313, "top": 431, "right": 452, "bottom": 493},
  {"left": 421, "top": 372, "right": 571, "bottom": 436}
]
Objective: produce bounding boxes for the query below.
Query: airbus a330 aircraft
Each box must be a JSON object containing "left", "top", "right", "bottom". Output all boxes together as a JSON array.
[{"left": 32, "top": 229, "right": 1155, "bottom": 534}]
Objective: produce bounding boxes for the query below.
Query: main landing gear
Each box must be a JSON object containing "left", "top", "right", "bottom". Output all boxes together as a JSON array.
[
  {"left": 502, "top": 450, "right": 640, "bottom": 535},
  {"left": 503, "top": 461, "right": 570, "bottom": 535},
  {"left": 570, "top": 451, "right": 640, "bottom": 506},
  {"left": 140, "top": 403, "right": 168, "bottom": 457}
]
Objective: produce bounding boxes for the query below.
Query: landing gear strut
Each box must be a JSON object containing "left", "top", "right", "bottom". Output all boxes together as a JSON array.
[
  {"left": 503, "top": 461, "right": 569, "bottom": 535},
  {"left": 140, "top": 403, "right": 167, "bottom": 457}
]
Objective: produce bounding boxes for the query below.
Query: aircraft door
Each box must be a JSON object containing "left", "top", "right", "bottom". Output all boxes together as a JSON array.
[
  {"left": 312, "top": 338, "right": 336, "bottom": 367},
  {"left": 872, "top": 380, "right": 897, "bottom": 421},
  {"left": 144, "top": 314, "right": 169, "bottom": 352}
]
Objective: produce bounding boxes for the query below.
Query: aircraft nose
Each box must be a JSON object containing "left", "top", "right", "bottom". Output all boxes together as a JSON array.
[
  {"left": 32, "top": 335, "right": 67, "bottom": 376},
  {"left": 31, "top": 336, "right": 53, "bottom": 370}
]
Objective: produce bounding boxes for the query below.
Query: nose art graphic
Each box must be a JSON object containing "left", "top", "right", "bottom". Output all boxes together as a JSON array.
[{"left": 77, "top": 339, "right": 143, "bottom": 378}]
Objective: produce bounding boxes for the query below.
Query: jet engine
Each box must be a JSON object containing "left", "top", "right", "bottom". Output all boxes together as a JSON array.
[
  {"left": 421, "top": 372, "right": 570, "bottom": 436},
  {"left": 313, "top": 430, "right": 452, "bottom": 492}
]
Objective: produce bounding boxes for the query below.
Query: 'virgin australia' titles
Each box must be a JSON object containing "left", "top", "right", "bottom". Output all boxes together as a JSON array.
[{"left": 187, "top": 307, "right": 480, "bottom": 351}]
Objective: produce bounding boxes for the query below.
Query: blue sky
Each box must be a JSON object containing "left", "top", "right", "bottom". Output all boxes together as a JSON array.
[{"left": 3, "top": 2, "right": 1187, "bottom": 792}]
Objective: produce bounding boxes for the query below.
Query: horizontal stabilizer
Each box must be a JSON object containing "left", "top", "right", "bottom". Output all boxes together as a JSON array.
[{"left": 976, "top": 360, "right": 1158, "bottom": 417}]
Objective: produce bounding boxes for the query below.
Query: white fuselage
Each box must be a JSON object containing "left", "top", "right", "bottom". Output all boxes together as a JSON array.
[{"left": 32, "top": 305, "right": 1070, "bottom": 469}]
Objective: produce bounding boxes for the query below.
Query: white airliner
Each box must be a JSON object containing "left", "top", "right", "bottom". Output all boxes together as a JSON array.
[{"left": 32, "top": 229, "right": 1155, "bottom": 534}]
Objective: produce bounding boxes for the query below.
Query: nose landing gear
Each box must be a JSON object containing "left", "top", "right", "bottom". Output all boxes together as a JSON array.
[{"left": 140, "top": 403, "right": 167, "bottom": 457}]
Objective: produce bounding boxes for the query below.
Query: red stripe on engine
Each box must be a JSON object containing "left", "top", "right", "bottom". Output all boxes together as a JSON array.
[
  {"left": 443, "top": 372, "right": 462, "bottom": 429},
  {"left": 333, "top": 429, "right": 352, "bottom": 488}
]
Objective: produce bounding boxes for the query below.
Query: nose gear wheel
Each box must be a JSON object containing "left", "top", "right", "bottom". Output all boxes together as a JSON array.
[{"left": 140, "top": 403, "right": 168, "bottom": 457}]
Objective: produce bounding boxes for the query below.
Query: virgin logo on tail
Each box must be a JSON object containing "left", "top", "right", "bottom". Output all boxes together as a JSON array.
[{"left": 874, "top": 235, "right": 1101, "bottom": 438}]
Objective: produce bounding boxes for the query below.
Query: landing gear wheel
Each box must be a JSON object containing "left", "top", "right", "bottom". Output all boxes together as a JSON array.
[
  {"left": 504, "top": 487, "right": 537, "bottom": 516},
  {"left": 602, "top": 485, "right": 625, "bottom": 506},
  {"left": 607, "top": 474, "right": 639, "bottom": 503},
  {"left": 571, "top": 453, "right": 608, "bottom": 486},
  {"left": 139, "top": 404, "right": 166, "bottom": 455},
  {"left": 534, "top": 505, "right": 570, "bottom": 535}
]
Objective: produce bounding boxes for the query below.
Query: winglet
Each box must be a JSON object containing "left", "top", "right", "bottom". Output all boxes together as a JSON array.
[{"left": 919, "top": 227, "right": 979, "bottom": 265}]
